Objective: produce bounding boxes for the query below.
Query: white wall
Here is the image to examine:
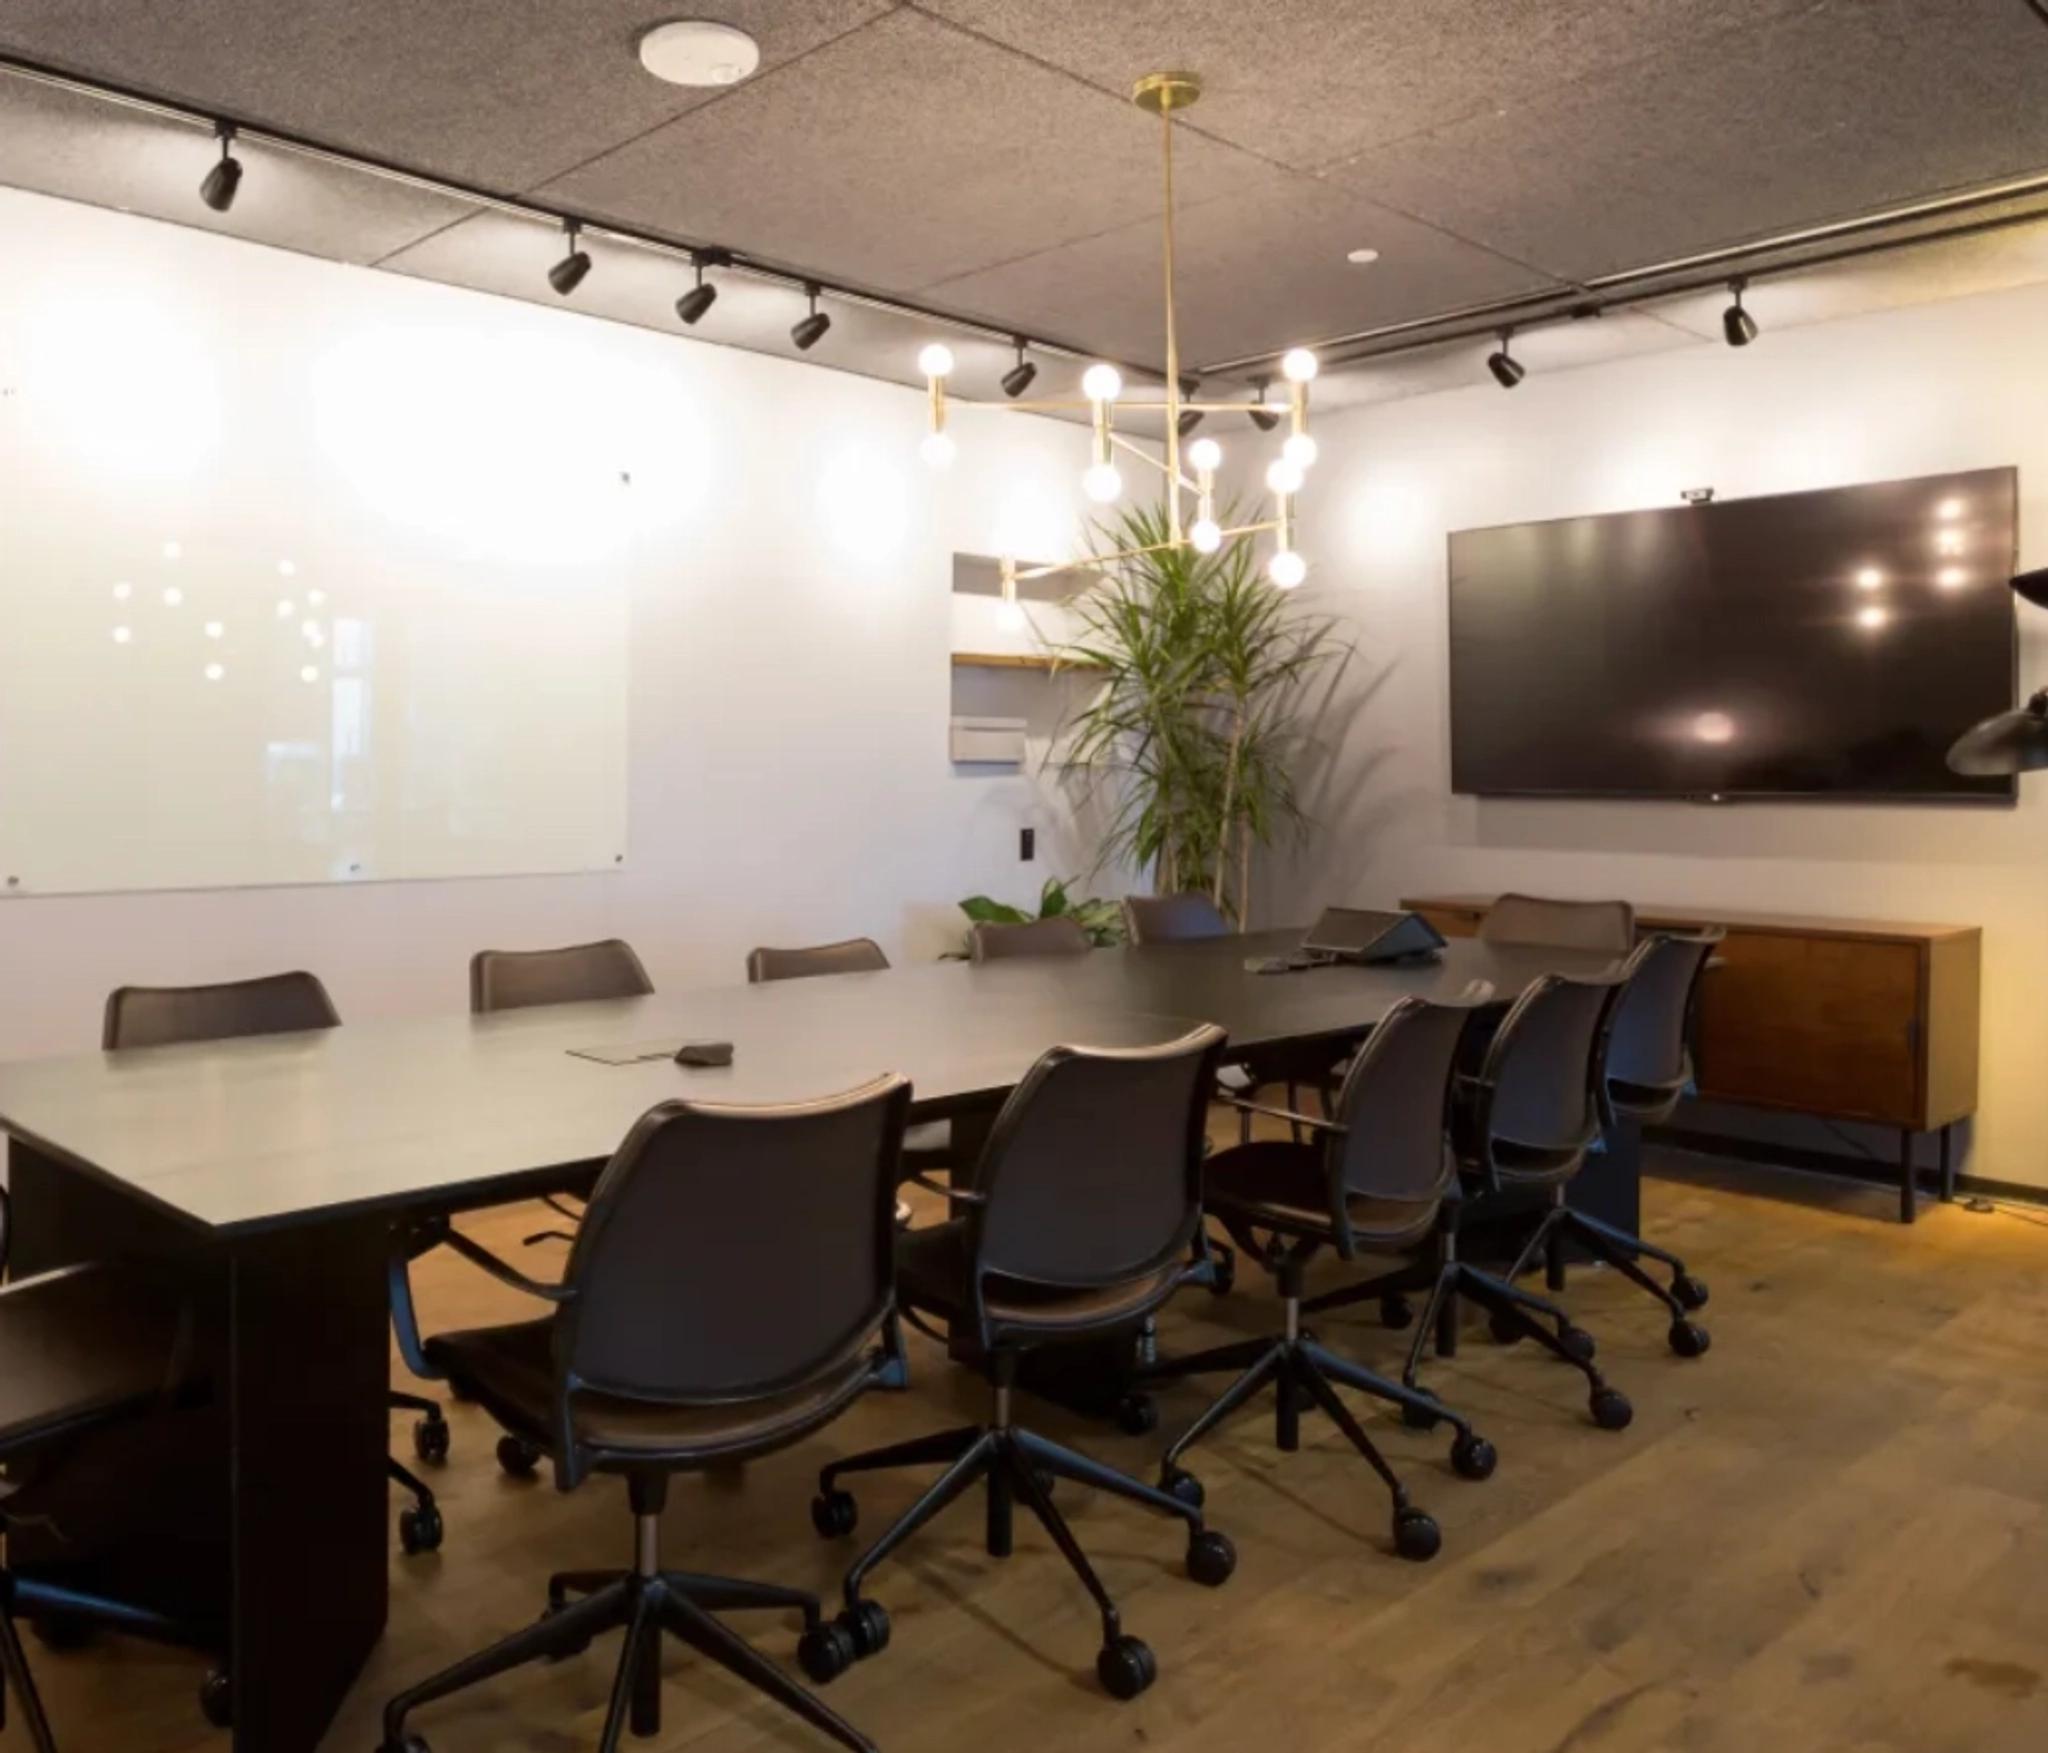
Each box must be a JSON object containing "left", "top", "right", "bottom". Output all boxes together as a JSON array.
[
  {"left": 0, "top": 187, "right": 1107, "bottom": 1056},
  {"left": 1287, "top": 278, "right": 2048, "bottom": 1185}
]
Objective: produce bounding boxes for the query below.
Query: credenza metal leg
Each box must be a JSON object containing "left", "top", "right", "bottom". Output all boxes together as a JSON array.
[
  {"left": 1938, "top": 1125, "right": 1956, "bottom": 1203},
  {"left": 1899, "top": 1130, "right": 1917, "bottom": 1225}
]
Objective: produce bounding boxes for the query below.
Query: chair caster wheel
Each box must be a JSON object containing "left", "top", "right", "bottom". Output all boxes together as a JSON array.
[
  {"left": 398, "top": 1502, "right": 443, "bottom": 1555},
  {"left": 1560, "top": 1326, "right": 1597, "bottom": 1363},
  {"left": 841, "top": 1599, "right": 891, "bottom": 1659},
  {"left": 1672, "top": 1273, "right": 1709, "bottom": 1312},
  {"left": 1380, "top": 1294, "right": 1415, "bottom": 1331},
  {"left": 1487, "top": 1309, "right": 1526, "bottom": 1346},
  {"left": 28, "top": 1614, "right": 94, "bottom": 1652},
  {"left": 1590, "top": 1387, "right": 1634, "bottom": 1431},
  {"left": 1097, "top": 1634, "right": 1157, "bottom": 1700},
  {"left": 811, "top": 1488, "right": 858, "bottom": 1539},
  {"left": 1206, "top": 1254, "right": 1236, "bottom": 1296},
  {"left": 1160, "top": 1465, "right": 1205, "bottom": 1510},
  {"left": 797, "top": 1620, "right": 856, "bottom": 1685},
  {"left": 413, "top": 1414, "right": 450, "bottom": 1465},
  {"left": 1393, "top": 1507, "right": 1442, "bottom": 1563},
  {"left": 1401, "top": 1387, "right": 1442, "bottom": 1432},
  {"left": 1186, "top": 1529, "right": 1236, "bottom": 1587},
  {"left": 1668, "top": 1320, "right": 1711, "bottom": 1359},
  {"left": 1451, "top": 1431, "right": 1498, "bottom": 1482},
  {"left": 1115, "top": 1393, "right": 1159, "bottom": 1437},
  {"left": 199, "top": 1667, "right": 233, "bottom": 1729},
  {"left": 497, "top": 1435, "right": 542, "bottom": 1478}
]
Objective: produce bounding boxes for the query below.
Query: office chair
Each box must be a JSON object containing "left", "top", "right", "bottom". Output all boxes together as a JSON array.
[
  {"left": 1121, "top": 892, "right": 1232, "bottom": 946},
  {"left": 1480, "top": 892, "right": 1636, "bottom": 954},
  {"left": 1499, "top": 932, "right": 1720, "bottom": 1352},
  {"left": 968, "top": 914, "right": 1092, "bottom": 960},
  {"left": 0, "top": 1262, "right": 222, "bottom": 1745},
  {"left": 102, "top": 973, "right": 450, "bottom": 1555},
  {"left": 471, "top": 939, "right": 656, "bottom": 1251},
  {"left": 800, "top": 1028, "right": 1238, "bottom": 1701},
  {"left": 380, "top": 1077, "right": 910, "bottom": 1753},
  {"left": 1146, "top": 992, "right": 1501, "bottom": 1561},
  {"left": 1393, "top": 969, "right": 1640, "bottom": 1430}
]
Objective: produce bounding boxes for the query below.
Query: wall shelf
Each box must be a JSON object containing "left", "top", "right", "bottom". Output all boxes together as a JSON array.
[{"left": 951, "top": 652, "right": 1099, "bottom": 673}]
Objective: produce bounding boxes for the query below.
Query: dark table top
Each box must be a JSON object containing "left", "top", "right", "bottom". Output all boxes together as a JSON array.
[{"left": 0, "top": 930, "right": 1620, "bottom": 1238}]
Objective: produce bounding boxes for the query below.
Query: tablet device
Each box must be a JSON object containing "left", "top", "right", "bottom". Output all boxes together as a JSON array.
[{"left": 1299, "top": 907, "right": 1447, "bottom": 965}]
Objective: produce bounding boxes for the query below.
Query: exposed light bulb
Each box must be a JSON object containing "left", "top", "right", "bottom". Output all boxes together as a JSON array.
[
  {"left": 1083, "top": 462, "right": 1123, "bottom": 503},
  {"left": 1190, "top": 518, "right": 1223, "bottom": 554},
  {"left": 920, "top": 431, "right": 956, "bottom": 469},
  {"left": 1081, "top": 364, "right": 1123, "bottom": 404},
  {"left": 162, "top": 540, "right": 182, "bottom": 559},
  {"left": 996, "top": 599, "right": 1028, "bottom": 631},
  {"left": 1280, "top": 348, "right": 1319, "bottom": 384},
  {"left": 204, "top": 663, "right": 224, "bottom": 682},
  {"left": 307, "top": 589, "right": 327, "bottom": 606},
  {"left": 301, "top": 664, "right": 321, "bottom": 683},
  {"left": 1268, "top": 550, "right": 1307, "bottom": 588},
  {"left": 112, "top": 625, "right": 132, "bottom": 644},
  {"left": 1282, "top": 432, "right": 1318, "bottom": 469},
  {"left": 917, "top": 343, "right": 955, "bottom": 378},
  {"left": 162, "top": 586, "right": 184, "bottom": 607},
  {"left": 204, "top": 620, "right": 224, "bottom": 639},
  {"left": 1188, "top": 437, "right": 1223, "bottom": 473},
  {"left": 112, "top": 581, "right": 132, "bottom": 601},
  {"left": 278, "top": 559, "right": 297, "bottom": 577},
  {"left": 277, "top": 600, "right": 295, "bottom": 617},
  {"left": 1266, "top": 458, "right": 1305, "bottom": 497}
]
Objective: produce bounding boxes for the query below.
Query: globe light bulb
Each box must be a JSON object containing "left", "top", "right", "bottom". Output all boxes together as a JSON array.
[
  {"left": 996, "top": 598, "right": 1028, "bottom": 632},
  {"left": 917, "top": 343, "right": 955, "bottom": 378},
  {"left": 1268, "top": 550, "right": 1307, "bottom": 589},
  {"left": 1081, "top": 364, "right": 1123, "bottom": 404},
  {"left": 1282, "top": 432, "right": 1318, "bottom": 469},
  {"left": 1281, "top": 348, "right": 1319, "bottom": 384},
  {"left": 1083, "top": 462, "right": 1123, "bottom": 503},
  {"left": 1188, "top": 437, "right": 1223, "bottom": 473},
  {"left": 1190, "top": 518, "right": 1223, "bottom": 554},
  {"left": 1266, "top": 458, "right": 1305, "bottom": 497},
  {"left": 920, "top": 431, "right": 957, "bottom": 469}
]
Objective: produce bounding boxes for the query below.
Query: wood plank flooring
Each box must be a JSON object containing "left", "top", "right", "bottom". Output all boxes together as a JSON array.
[{"left": 14, "top": 1152, "right": 2048, "bottom": 1753}]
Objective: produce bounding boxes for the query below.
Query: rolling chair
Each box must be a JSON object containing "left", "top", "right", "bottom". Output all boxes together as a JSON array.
[
  {"left": 0, "top": 1263, "right": 220, "bottom": 1746},
  {"left": 471, "top": 940, "right": 656, "bottom": 1250},
  {"left": 1499, "top": 931, "right": 1720, "bottom": 1350},
  {"left": 968, "top": 914, "right": 1092, "bottom": 960},
  {"left": 380, "top": 1077, "right": 910, "bottom": 1753},
  {"left": 102, "top": 973, "right": 450, "bottom": 1555},
  {"left": 1480, "top": 892, "right": 1636, "bottom": 954},
  {"left": 1392, "top": 969, "right": 1642, "bottom": 1430},
  {"left": 1120, "top": 892, "right": 1233, "bottom": 946},
  {"left": 800, "top": 1028, "right": 1238, "bottom": 1702},
  {"left": 1146, "top": 992, "right": 1501, "bottom": 1561}
]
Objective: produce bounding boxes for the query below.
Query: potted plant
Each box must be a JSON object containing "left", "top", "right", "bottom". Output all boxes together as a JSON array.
[
  {"left": 948, "top": 876, "right": 1125, "bottom": 957},
  {"left": 1050, "top": 501, "right": 1348, "bottom": 923}
]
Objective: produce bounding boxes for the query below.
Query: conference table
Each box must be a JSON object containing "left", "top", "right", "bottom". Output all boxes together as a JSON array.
[{"left": 0, "top": 929, "right": 1625, "bottom": 1753}]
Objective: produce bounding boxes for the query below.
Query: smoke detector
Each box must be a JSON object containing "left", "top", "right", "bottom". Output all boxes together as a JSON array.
[{"left": 639, "top": 21, "right": 762, "bottom": 88}]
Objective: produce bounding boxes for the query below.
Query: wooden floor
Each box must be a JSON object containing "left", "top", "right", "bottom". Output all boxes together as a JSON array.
[{"left": 17, "top": 1152, "right": 2048, "bottom": 1753}]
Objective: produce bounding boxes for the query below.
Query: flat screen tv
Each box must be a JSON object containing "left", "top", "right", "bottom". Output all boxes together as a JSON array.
[{"left": 1447, "top": 467, "right": 2018, "bottom": 802}]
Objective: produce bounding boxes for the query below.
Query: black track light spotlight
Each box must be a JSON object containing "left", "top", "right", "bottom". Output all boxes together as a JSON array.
[
  {"left": 1177, "top": 376, "right": 1204, "bottom": 437},
  {"left": 675, "top": 249, "right": 722, "bottom": 325},
  {"left": 1247, "top": 376, "right": 1281, "bottom": 432},
  {"left": 1001, "top": 339, "right": 1038, "bottom": 400},
  {"left": 200, "top": 124, "right": 242, "bottom": 214},
  {"left": 1722, "top": 278, "right": 1759, "bottom": 348},
  {"left": 1486, "top": 329, "right": 1526, "bottom": 389},
  {"left": 791, "top": 283, "right": 831, "bottom": 351},
  {"left": 2012, "top": 567, "right": 2048, "bottom": 610},
  {"left": 548, "top": 224, "right": 592, "bottom": 297}
]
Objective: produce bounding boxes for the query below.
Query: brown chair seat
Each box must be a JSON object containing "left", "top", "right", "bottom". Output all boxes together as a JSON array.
[
  {"left": 0, "top": 1266, "right": 197, "bottom": 1461},
  {"left": 424, "top": 1319, "right": 877, "bottom": 1466},
  {"left": 896, "top": 1219, "right": 1183, "bottom": 1339},
  {"left": 1203, "top": 1141, "right": 1440, "bottom": 1252}
]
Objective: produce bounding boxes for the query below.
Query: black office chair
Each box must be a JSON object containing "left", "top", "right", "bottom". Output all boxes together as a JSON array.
[
  {"left": 800, "top": 1028, "right": 1238, "bottom": 1702},
  {"left": 1147, "top": 993, "right": 1500, "bottom": 1561},
  {"left": 968, "top": 915, "right": 1092, "bottom": 961},
  {"left": 1121, "top": 892, "right": 1232, "bottom": 946},
  {"left": 0, "top": 1263, "right": 221, "bottom": 1745},
  {"left": 472, "top": 940, "right": 656, "bottom": 1250},
  {"left": 1395, "top": 970, "right": 1640, "bottom": 1430},
  {"left": 1500, "top": 932, "right": 1720, "bottom": 1350},
  {"left": 380, "top": 1077, "right": 910, "bottom": 1753},
  {"left": 102, "top": 973, "right": 450, "bottom": 1556},
  {"left": 1480, "top": 893, "right": 1636, "bottom": 954}
]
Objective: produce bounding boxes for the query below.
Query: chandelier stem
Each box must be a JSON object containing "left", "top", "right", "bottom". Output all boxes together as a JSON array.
[{"left": 1161, "top": 93, "right": 1183, "bottom": 544}]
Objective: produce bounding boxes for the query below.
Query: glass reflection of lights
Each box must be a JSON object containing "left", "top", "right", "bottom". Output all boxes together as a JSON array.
[
  {"left": 1857, "top": 605, "right": 1889, "bottom": 630},
  {"left": 1692, "top": 711, "right": 1736, "bottom": 745},
  {"left": 1854, "top": 567, "right": 1883, "bottom": 590},
  {"left": 204, "top": 663, "right": 224, "bottom": 682},
  {"left": 205, "top": 621, "right": 225, "bottom": 639},
  {"left": 163, "top": 541, "right": 182, "bottom": 559},
  {"left": 301, "top": 665, "right": 321, "bottom": 684},
  {"left": 1937, "top": 498, "right": 1964, "bottom": 521},
  {"left": 111, "top": 626, "right": 132, "bottom": 644},
  {"left": 278, "top": 560, "right": 297, "bottom": 577},
  {"left": 277, "top": 600, "right": 295, "bottom": 618},
  {"left": 1935, "top": 529, "right": 1965, "bottom": 556},
  {"left": 162, "top": 587, "right": 183, "bottom": 607},
  {"left": 1936, "top": 567, "right": 1966, "bottom": 590},
  {"left": 112, "top": 581, "right": 132, "bottom": 601}
]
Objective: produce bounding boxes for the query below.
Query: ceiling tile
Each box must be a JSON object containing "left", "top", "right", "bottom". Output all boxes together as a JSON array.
[
  {"left": 538, "top": 7, "right": 1275, "bottom": 296},
  {"left": 919, "top": 0, "right": 1809, "bottom": 170},
  {"left": 1331, "top": 0, "right": 2048, "bottom": 282},
  {"left": 923, "top": 173, "right": 1558, "bottom": 370},
  {"left": 0, "top": 1, "right": 895, "bottom": 190}
]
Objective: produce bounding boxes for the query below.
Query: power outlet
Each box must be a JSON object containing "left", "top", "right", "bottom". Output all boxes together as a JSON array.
[{"left": 1020, "top": 827, "right": 1036, "bottom": 862}]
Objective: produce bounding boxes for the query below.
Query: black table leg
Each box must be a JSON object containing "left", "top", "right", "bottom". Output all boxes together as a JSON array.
[{"left": 1900, "top": 1130, "right": 1918, "bottom": 1225}]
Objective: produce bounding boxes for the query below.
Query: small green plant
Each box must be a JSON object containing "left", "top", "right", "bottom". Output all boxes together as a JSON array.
[{"left": 950, "top": 875, "right": 1125, "bottom": 956}]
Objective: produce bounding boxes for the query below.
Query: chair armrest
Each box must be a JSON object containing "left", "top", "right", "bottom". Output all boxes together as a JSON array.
[
  {"left": 388, "top": 1216, "right": 573, "bottom": 1384},
  {"left": 1218, "top": 1093, "right": 1344, "bottom": 1134},
  {"left": 442, "top": 1225, "right": 578, "bottom": 1303},
  {"left": 906, "top": 1168, "right": 985, "bottom": 1206}
]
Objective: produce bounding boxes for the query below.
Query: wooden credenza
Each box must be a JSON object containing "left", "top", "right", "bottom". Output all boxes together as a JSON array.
[{"left": 1403, "top": 895, "right": 1981, "bottom": 1223}]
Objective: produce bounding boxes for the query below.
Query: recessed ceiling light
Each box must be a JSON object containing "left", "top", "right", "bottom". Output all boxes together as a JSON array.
[
  {"left": 639, "top": 20, "right": 762, "bottom": 87},
  {"left": 1346, "top": 247, "right": 1381, "bottom": 265}
]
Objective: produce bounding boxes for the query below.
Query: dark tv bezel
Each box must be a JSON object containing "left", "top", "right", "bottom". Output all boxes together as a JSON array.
[{"left": 1445, "top": 468, "right": 2020, "bottom": 807}]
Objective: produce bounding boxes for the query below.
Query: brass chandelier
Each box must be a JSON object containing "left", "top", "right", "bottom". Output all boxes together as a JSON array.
[{"left": 915, "top": 71, "right": 1320, "bottom": 618}]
